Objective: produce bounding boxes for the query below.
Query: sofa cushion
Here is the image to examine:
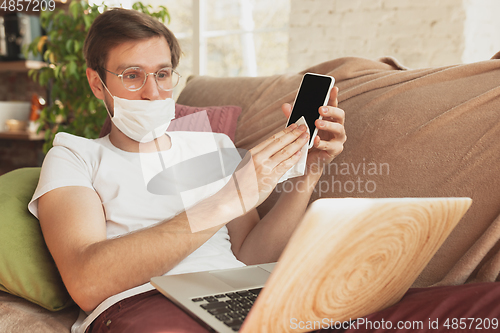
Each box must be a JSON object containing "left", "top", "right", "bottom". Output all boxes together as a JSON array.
[
  {"left": 0, "top": 290, "right": 78, "bottom": 332},
  {"left": 169, "top": 104, "right": 241, "bottom": 142},
  {"left": 0, "top": 167, "right": 72, "bottom": 311}
]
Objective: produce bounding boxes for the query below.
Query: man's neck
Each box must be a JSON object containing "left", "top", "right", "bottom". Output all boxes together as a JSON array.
[{"left": 108, "top": 125, "right": 172, "bottom": 153}]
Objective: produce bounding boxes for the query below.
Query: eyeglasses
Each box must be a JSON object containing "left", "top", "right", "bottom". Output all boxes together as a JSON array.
[{"left": 104, "top": 66, "right": 181, "bottom": 92}]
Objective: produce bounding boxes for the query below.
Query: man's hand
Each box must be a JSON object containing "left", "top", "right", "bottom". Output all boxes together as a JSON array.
[
  {"left": 227, "top": 87, "right": 345, "bottom": 265},
  {"left": 241, "top": 123, "right": 309, "bottom": 206},
  {"left": 233, "top": 86, "right": 345, "bottom": 210},
  {"left": 282, "top": 86, "right": 346, "bottom": 185}
]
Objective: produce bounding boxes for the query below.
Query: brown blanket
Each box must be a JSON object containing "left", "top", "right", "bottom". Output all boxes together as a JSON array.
[{"left": 177, "top": 54, "right": 500, "bottom": 288}]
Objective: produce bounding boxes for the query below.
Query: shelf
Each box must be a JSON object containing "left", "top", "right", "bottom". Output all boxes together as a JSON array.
[
  {"left": 0, "top": 60, "right": 46, "bottom": 72},
  {"left": 0, "top": 130, "right": 45, "bottom": 140}
]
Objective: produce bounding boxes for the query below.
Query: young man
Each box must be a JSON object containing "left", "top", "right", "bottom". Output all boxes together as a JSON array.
[{"left": 28, "top": 7, "right": 346, "bottom": 332}]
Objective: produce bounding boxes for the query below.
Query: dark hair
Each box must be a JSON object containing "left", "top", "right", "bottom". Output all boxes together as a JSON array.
[{"left": 83, "top": 8, "right": 181, "bottom": 83}]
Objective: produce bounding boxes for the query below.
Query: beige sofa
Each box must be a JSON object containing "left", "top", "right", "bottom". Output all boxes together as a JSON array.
[{"left": 1, "top": 55, "right": 500, "bottom": 332}]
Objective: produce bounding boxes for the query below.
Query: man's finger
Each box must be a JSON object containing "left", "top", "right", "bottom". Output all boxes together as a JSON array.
[
  {"left": 281, "top": 102, "right": 292, "bottom": 118},
  {"left": 258, "top": 125, "right": 307, "bottom": 160},
  {"left": 250, "top": 123, "right": 298, "bottom": 155},
  {"left": 328, "top": 86, "right": 339, "bottom": 108},
  {"left": 316, "top": 121, "right": 346, "bottom": 141},
  {"left": 318, "top": 107, "right": 345, "bottom": 125}
]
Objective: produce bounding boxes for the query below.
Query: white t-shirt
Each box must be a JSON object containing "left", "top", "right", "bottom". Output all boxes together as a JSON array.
[{"left": 28, "top": 131, "right": 246, "bottom": 332}]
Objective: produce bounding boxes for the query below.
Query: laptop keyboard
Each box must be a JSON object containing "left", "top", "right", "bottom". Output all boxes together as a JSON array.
[{"left": 191, "top": 287, "right": 262, "bottom": 331}]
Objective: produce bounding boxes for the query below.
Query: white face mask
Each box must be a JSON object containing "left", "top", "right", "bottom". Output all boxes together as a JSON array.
[{"left": 100, "top": 78, "right": 176, "bottom": 143}]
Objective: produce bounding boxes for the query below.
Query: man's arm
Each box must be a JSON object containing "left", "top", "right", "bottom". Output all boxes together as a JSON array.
[
  {"left": 38, "top": 186, "right": 224, "bottom": 312},
  {"left": 227, "top": 177, "right": 313, "bottom": 264}
]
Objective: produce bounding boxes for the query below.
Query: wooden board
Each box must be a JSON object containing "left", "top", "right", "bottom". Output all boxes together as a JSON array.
[{"left": 241, "top": 197, "right": 472, "bottom": 332}]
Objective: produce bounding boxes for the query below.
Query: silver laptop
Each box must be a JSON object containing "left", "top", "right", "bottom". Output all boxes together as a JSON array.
[
  {"left": 152, "top": 263, "right": 275, "bottom": 332},
  {"left": 151, "top": 197, "right": 472, "bottom": 333}
]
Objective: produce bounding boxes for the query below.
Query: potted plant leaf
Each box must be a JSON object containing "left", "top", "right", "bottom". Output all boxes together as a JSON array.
[{"left": 26, "top": 0, "right": 170, "bottom": 153}]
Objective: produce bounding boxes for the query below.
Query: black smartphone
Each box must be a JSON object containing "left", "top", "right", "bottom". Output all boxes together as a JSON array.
[{"left": 286, "top": 73, "right": 335, "bottom": 148}]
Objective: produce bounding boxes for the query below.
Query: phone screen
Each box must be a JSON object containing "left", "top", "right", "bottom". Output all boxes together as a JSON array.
[{"left": 287, "top": 73, "right": 334, "bottom": 147}]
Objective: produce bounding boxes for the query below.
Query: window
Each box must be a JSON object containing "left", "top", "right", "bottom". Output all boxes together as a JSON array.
[{"left": 148, "top": 0, "right": 290, "bottom": 90}]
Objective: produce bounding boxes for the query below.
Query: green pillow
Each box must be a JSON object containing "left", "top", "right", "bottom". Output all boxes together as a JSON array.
[{"left": 0, "top": 167, "right": 73, "bottom": 311}]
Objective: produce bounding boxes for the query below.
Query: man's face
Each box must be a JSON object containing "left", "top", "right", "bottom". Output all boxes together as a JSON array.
[{"left": 103, "top": 36, "right": 174, "bottom": 111}]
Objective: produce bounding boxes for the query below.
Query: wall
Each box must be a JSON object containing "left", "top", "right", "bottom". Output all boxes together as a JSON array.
[
  {"left": 288, "top": 0, "right": 500, "bottom": 72},
  {"left": 0, "top": 139, "right": 44, "bottom": 174},
  {"left": 0, "top": 72, "right": 46, "bottom": 101},
  {"left": 462, "top": 0, "right": 500, "bottom": 63}
]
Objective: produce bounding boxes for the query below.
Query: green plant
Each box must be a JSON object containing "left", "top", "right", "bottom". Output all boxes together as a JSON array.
[{"left": 26, "top": 1, "right": 170, "bottom": 153}]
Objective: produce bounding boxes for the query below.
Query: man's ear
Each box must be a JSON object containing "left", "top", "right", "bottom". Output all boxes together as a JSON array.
[{"left": 87, "top": 67, "right": 105, "bottom": 100}]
